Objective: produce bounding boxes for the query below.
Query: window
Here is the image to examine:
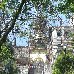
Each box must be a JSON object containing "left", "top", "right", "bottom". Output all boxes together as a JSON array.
[{"left": 57, "top": 30, "right": 62, "bottom": 36}]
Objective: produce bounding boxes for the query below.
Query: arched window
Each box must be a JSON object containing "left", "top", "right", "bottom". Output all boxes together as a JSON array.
[{"left": 57, "top": 30, "right": 62, "bottom": 36}]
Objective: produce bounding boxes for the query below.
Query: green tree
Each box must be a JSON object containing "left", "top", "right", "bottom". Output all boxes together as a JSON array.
[
  {"left": 0, "top": 41, "right": 18, "bottom": 74},
  {"left": 53, "top": 0, "right": 74, "bottom": 14},
  {"left": 52, "top": 51, "right": 74, "bottom": 74}
]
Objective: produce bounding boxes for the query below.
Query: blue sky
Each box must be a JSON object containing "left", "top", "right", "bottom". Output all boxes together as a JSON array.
[{"left": 16, "top": 37, "right": 28, "bottom": 46}]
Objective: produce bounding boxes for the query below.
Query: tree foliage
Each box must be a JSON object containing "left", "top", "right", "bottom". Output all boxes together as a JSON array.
[
  {"left": 55, "top": 0, "right": 74, "bottom": 13},
  {"left": 52, "top": 51, "right": 74, "bottom": 74},
  {"left": 0, "top": 42, "right": 18, "bottom": 74}
]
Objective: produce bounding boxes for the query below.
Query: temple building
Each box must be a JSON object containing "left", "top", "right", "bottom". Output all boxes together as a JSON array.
[{"left": 12, "top": 15, "right": 74, "bottom": 74}]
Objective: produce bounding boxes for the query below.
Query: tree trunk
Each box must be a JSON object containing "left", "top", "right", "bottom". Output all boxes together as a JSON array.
[{"left": 0, "top": 0, "right": 26, "bottom": 51}]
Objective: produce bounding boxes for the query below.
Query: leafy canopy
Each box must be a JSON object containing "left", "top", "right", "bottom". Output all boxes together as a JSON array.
[
  {"left": 53, "top": 51, "right": 74, "bottom": 74},
  {"left": 0, "top": 43, "right": 18, "bottom": 74}
]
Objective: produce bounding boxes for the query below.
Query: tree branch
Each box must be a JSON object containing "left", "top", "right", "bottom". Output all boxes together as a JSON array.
[{"left": 0, "top": 0, "right": 26, "bottom": 47}]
